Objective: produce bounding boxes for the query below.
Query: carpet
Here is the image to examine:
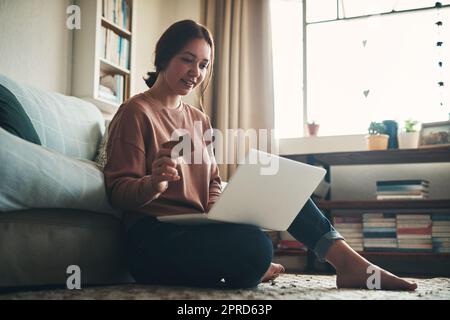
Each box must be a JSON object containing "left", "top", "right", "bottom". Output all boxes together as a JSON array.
[{"left": 1, "top": 274, "right": 450, "bottom": 300}]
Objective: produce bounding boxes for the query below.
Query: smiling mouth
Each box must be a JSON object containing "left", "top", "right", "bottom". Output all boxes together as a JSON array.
[{"left": 181, "top": 79, "right": 196, "bottom": 87}]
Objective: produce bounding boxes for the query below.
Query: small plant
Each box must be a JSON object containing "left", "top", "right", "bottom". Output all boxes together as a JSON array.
[
  {"left": 307, "top": 120, "right": 320, "bottom": 136},
  {"left": 404, "top": 119, "right": 418, "bottom": 133},
  {"left": 368, "top": 122, "right": 387, "bottom": 135}
]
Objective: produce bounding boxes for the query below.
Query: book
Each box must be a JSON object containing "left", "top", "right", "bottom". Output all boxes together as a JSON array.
[
  {"left": 376, "top": 180, "right": 429, "bottom": 186},
  {"left": 376, "top": 195, "right": 428, "bottom": 200},
  {"left": 277, "top": 240, "right": 307, "bottom": 251},
  {"left": 396, "top": 214, "right": 431, "bottom": 220}
]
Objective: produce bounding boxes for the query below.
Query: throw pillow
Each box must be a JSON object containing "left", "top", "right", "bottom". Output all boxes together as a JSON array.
[
  {"left": 0, "top": 84, "right": 41, "bottom": 145},
  {"left": 0, "top": 127, "right": 120, "bottom": 218},
  {"left": 0, "top": 74, "right": 105, "bottom": 161}
]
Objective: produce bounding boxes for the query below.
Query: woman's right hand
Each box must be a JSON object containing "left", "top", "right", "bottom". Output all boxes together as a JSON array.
[{"left": 151, "top": 148, "right": 181, "bottom": 193}]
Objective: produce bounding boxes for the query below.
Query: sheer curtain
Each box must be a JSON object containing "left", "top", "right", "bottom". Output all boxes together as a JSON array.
[{"left": 202, "top": 0, "right": 276, "bottom": 180}]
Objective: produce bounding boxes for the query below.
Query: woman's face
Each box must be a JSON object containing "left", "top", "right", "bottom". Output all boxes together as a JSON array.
[{"left": 163, "top": 38, "right": 211, "bottom": 96}]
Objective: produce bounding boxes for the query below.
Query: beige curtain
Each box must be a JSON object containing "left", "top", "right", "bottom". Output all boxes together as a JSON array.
[{"left": 202, "top": 0, "right": 275, "bottom": 181}]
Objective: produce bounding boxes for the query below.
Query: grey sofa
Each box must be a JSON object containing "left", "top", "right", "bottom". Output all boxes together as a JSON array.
[{"left": 0, "top": 74, "right": 131, "bottom": 288}]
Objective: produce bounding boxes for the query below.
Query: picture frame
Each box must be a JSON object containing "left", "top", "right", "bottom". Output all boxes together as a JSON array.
[{"left": 418, "top": 120, "right": 450, "bottom": 148}]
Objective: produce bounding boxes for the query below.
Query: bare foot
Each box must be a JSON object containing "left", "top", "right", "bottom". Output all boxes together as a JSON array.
[
  {"left": 261, "top": 263, "right": 285, "bottom": 282},
  {"left": 327, "top": 240, "right": 417, "bottom": 291}
]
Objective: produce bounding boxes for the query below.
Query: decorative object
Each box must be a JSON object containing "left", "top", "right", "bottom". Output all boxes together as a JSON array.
[
  {"left": 398, "top": 119, "right": 420, "bottom": 149},
  {"left": 366, "top": 121, "right": 389, "bottom": 150},
  {"left": 307, "top": 121, "right": 320, "bottom": 136},
  {"left": 0, "top": 84, "right": 41, "bottom": 145},
  {"left": 418, "top": 120, "right": 450, "bottom": 148},
  {"left": 435, "top": 2, "right": 445, "bottom": 108},
  {"left": 382, "top": 120, "right": 399, "bottom": 149}
]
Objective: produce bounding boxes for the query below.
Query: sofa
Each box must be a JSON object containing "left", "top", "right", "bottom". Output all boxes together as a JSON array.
[{"left": 0, "top": 74, "right": 132, "bottom": 288}]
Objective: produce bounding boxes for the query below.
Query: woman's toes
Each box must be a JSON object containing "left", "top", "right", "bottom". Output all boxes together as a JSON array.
[{"left": 273, "top": 263, "right": 285, "bottom": 274}]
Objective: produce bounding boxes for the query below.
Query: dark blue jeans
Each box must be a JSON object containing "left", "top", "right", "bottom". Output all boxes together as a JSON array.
[{"left": 125, "top": 198, "right": 343, "bottom": 289}]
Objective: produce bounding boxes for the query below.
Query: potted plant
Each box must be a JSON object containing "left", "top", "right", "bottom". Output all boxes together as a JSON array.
[
  {"left": 366, "top": 121, "right": 389, "bottom": 150},
  {"left": 398, "top": 119, "right": 420, "bottom": 149},
  {"left": 307, "top": 121, "right": 320, "bottom": 136}
]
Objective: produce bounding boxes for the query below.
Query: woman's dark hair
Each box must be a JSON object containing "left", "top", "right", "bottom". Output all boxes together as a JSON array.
[{"left": 144, "top": 20, "right": 215, "bottom": 109}]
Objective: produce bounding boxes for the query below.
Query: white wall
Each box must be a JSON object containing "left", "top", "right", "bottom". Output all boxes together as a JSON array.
[
  {"left": 0, "top": 0, "right": 73, "bottom": 94},
  {"left": 133, "top": 0, "right": 203, "bottom": 107},
  {"left": 0, "top": 0, "right": 203, "bottom": 101}
]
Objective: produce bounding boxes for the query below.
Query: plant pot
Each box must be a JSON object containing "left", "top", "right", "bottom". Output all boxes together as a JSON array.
[
  {"left": 365, "top": 134, "right": 389, "bottom": 150},
  {"left": 307, "top": 124, "right": 320, "bottom": 136},
  {"left": 398, "top": 131, "right": 420, "bottom": 149}
]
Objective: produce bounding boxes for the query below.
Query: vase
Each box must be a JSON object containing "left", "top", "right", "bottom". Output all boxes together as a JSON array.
[
  {"left": 307, "top": 124, "right": 320, "bottom": 136},
  {"left": 398, "top": 131, "right": 420, "bottom": 149},
  {"left": 382, "top": 120, "right": 399, "bottom": 149}
]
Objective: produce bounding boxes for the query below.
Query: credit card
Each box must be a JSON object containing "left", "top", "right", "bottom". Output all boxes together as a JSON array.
[{"left": 161, "top": 134, "right": 212, "bottom": 153}]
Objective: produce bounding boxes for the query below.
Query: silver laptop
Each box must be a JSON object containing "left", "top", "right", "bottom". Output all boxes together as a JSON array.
[{"left": 157, "top": 149, "right": 326, "bottom": 231}]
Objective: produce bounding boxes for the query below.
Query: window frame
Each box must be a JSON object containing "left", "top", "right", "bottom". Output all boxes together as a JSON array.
[{"left": 301, "top": 1, "right": 450, "bottom": 138}]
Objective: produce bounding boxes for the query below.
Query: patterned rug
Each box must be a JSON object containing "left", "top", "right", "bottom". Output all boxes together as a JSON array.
[{"left": 1, "top": 274, "right": 450, "bottom": 300}]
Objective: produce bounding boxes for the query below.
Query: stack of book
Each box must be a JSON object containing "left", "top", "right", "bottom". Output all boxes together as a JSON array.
[
  {"left": 432, "top": 215, "right": 450, "bottom": 253},
  {"left": 276, "top": 240, "right": 307, "bottom": 252},
  {"left": 397, "top": 214, "right": 433, "bottom": 252},
  {"left": 98, "top": 74, "right": 125, "bottom": 104},
  {"left": 363, "top": 213, "right": 397, "bottom": 251},
  {"left": 333, "top": 216, "right": 363, "bottom": 252},
  {"left": 376, "top": 180, "right": 429, "bottom": 200},
  {"left": 100, "top": 27, "right": 131, "bottom": 70},
  {"left": 102, "top": 0, "right": 131, "bottom": 31}
]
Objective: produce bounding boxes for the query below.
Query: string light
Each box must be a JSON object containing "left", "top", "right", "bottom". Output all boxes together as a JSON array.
[{"left": 435, "top": 2, "right": 445, "bottom": 108}]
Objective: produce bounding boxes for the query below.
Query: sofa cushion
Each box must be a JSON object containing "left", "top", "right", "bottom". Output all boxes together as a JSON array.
[
  {"left": 0, "top": 74, "right": 105, "bottom": 161},
  {"left": 0, "top": 128, "right": 120, "bottom": 217},
  {"left": 0, "top": 84, "right": 41, "bottom": 145},
  {"left": 0, "top": 209, "right": 132, "bottom": 287}
]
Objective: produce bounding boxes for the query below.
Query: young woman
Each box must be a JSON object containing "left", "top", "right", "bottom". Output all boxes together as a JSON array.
[{"left": 104, "top": 20, "right": 417, "bottom": 290}]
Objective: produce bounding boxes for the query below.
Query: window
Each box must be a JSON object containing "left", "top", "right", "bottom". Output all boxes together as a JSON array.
[
  {"left": 270, "top": 0, "right": 303, "bottom": 139},
  {"left": 271, "top": 1, "right": 450, "bottom": 137}
]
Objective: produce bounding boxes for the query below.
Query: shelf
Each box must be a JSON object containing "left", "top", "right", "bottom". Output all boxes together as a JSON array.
[
  {"left": 274, "top": 249, "right": 308, "bottom": 256},
  {"left": 360, "top": 251, "right": 450, "bottom": 276},
  {"left": 359, "top": 252, "right": 450, "bottom": 257},
  {"left": 101, "top": 17, "right": 132, "bottom": 38},
  {"left": 100, "top": 58, "right": 130, "bottom": 75},
  {"left": 283, "top": 146, "right": 450, "bottom": 166},
  {"left": 312, "top": 251, "right": 450, "bottom": 276},
  {"left": 316, "top": 199, "right": 450, "bottom": 210},
  {"left": 72, "top": 0, "right": 134, "bottom": 118},
  {"left": 283, "top": 148, "right": 450, "bottom": 276}
]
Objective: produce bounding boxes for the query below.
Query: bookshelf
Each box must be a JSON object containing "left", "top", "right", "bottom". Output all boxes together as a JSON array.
[
  {"left": 281, "top": 146, "right": 450, "bottom": 276},
  {"left": 72, "top": 0, "right": 135, "bottom": 116}
]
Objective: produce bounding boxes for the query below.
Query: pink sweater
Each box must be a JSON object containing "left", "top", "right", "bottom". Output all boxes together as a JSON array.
[{"left": 103, "top": 91, "right": 222, "bottom": 229}]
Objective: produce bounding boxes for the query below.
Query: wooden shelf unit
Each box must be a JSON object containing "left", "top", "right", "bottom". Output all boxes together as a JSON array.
[
  {"left": 72, "top": 0, "right": 135, "bottom": 115},
  {"left": 316, "top": 199, "right": 450, "bottom": 210},
  {"left": 284, "top": 147, "right": 450, "bottom": 166},
  {"left": 282, "top": 146, "right": 450, "bottom": 276}
]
